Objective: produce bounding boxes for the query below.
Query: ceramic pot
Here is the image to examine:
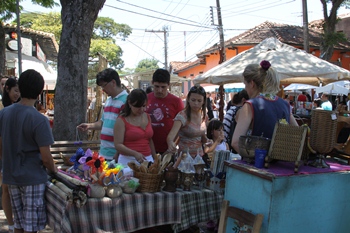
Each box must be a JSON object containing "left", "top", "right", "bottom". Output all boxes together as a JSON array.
[
  {"left": 175, "top": 170, "right": 183, "bottom": 189},
  {"left": 88, "top": 184, "right": 106, "bottom": 198},
  {"left": 182, "top": 172, "right": 195, "bottom": 191},
  {"left": 106, "top": 185, "right": 123, "bottom": 198},
  {"left": 163, "top": 167, "right": 179, "bottom": 192}
]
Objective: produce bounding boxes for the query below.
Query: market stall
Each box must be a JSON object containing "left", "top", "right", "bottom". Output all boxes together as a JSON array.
[
  {"left": 46, "top": 181, "right": 223, "bottom": 233},
  {"left": 223, "top": 160, "right": 350, "bottom": 233}
]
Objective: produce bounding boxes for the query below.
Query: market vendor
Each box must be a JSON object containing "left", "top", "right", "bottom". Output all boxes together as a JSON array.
[
  {"left": 77, "top": 68, "right": 128, "bottom": 161},
  {"left": 167, "top": 85, "right": 209, "bottom": 158},
  {"left": 231, "top": 60, "right": 298, "bottom": 153},
  {"left": 114, "top": 89, "right": 156, "bottom": 166}
]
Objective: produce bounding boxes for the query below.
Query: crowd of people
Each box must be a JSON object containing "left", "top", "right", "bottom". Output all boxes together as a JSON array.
[{"left": 1, "top": 60, "right": 348, "bottom": 233}]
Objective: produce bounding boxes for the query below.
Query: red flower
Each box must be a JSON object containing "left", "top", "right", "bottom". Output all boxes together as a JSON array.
[{"left": 86, "top": 151, "right": 105, "bottom": 174}]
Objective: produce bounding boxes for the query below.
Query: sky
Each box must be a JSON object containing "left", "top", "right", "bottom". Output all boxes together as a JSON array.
[{"left": 19, "top": 0, "right": 350, "bottom": 70}]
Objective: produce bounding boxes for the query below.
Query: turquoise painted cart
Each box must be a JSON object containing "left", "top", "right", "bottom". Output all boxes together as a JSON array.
[{"left": 224, "top": 160, "right": 350, "bottom": 233}]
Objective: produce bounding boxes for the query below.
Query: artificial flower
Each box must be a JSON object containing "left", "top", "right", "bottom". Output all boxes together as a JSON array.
[
  {"left": 69, "top": 147, "right": 85, "bottom": 170},
  {"left": 104, "top": 165, "right": 123, "bottom": 177},
  {"left": 78, "top": 148, "right": 93, "bottom": 171},
  {"left": 86, "top": 151, "right": 105, "bottom": 174}
]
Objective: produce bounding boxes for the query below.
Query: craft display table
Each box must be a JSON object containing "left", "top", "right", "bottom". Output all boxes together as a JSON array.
[
  {"left": 224, "top": 160, "right": 350, "bottom": 233},
  {"left": 45, "top": 185, "right": 223, "bottom": 233}
]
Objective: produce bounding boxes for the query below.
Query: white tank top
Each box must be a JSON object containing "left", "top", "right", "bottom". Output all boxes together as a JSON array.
[{"left": 215, "top": 141, "right": 227, "bottom": 151}]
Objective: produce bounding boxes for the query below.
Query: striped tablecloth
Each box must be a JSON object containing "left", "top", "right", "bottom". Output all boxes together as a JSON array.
[{"left": 45, "top": 185, "right": 223, "bottom": 233}]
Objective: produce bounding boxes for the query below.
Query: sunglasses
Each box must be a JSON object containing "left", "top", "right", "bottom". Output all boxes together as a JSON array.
[{"left": 190, "top": 85, "right": 205, "bottom": 94}]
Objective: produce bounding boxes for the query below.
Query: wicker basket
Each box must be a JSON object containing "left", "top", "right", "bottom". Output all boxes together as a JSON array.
[
  {"left": 310, "top": 110, "right": 337, "bottom": 154},
  {"left": 266, "top": 123, "right": 308, "bottom": 172},
  {"left": 238, "top": 135, "right": 271, "bottom": 161},
  {"left": 133, "top": 171, "right": 163, "bottom": 193}
]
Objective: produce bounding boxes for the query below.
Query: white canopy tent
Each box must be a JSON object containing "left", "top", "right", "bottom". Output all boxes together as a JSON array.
[
  {"left": 316, "top": 83, "right": 349, "bottom": 96},
  {"left": 283, "top": 83, "right": 318, "bottom": 91},
  {"left": 193, "top": 37, "right": 350, "bottom": 85}
]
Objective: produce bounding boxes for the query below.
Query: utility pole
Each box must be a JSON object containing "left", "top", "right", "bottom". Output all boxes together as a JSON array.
[
  {"left": 302, "top": 0, "right": 310, "bottom": 53},
  {"left": 216, "top": 0, "right": 225, "bottom": 121},
  {"left": 145, "top": 26, "right": 168, "bottom": 70},
  {"left": 16, "top": 0, "right": 22, "bottom": 75},
  {"left": 217, "top": 0, "right": 225, "bottom": 64}
]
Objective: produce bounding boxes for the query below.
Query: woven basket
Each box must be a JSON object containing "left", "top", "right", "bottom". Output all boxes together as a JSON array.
[
  {"left": 310, "top": 110, "right": 337, "bottom": 154},
  {"left": 267, "top": 123, "right": 308, "bottom": 166},
  {"left": 133, "top": 171, "right": 163, "bottom": 193}
]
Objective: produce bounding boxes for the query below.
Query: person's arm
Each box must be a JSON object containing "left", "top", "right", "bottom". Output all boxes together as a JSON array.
[
  {"left": 40, "top": 146, "right": 57, "bottom": 174},
  {"left": 77, "top": 120, "right": 103, "bottom": 131},
  {"left": 204, "top": 139, "right": 219, "bottom": 154},
  {"left": 167, "top": 120, "right": 182, "bottom": 153},
  {"left": 113, "top": 118, "right": 145, "bottom": 162},
  {"left": 231, "top": 103, "right": 253, "bottom": 153},
  {"left": 150, "top": 138, "right": 157, "bottom": 159},
  {"left": 0, "top": 136, "right": 2, "bottom": 160}
]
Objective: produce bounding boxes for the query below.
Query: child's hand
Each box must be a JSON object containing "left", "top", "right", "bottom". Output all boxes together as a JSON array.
[{"left": 216, "top": 133, "right": 225, "bottom": 143}]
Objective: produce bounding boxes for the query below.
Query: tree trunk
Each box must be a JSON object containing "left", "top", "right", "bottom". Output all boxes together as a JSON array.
[
  {"left": 319, "top": 0, "right": 344, "bottom": 61},
  {"left": 0, "top": 23, "right": 5, "bottom": 76},
  {"left": 53, "top": 0, "right": 106, "bottom": 140}
]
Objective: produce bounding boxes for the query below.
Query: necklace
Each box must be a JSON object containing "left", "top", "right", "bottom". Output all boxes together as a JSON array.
[{"left": 127, "top": 114, "right": 143, "bottom": 126}]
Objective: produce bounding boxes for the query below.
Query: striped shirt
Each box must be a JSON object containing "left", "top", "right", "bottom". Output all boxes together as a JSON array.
[{"left": 100, "top": 90, "right": 128, "bottom": 160}]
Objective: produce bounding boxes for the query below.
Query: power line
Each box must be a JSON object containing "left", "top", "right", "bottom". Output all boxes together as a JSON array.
[
  {"left": 114, "top": 0, "right": 202, "bottom": 25},
  {"left": 104, "top": 4, "right": 213, "bottom": 29}
]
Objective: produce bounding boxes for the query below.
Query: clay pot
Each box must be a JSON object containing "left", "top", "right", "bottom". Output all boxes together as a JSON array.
[
  {"left": 182, "top": 172, "right": 195, "bottom": 191},
  {"left": 163, "top": 167, "right": 179, "bottom": 192}
]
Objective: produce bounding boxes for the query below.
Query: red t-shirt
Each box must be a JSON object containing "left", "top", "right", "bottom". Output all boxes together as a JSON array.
[
  {"left": 121, "top": 114, "right": 153, "bottom": 156},
  {"left": 297, "top": 94, "right": 307, "bottom": 102},
  {"left": 146, "top": 92, "right": 184, "bottom": 153}
]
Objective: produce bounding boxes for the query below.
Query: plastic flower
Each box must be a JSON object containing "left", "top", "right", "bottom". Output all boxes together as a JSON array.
[
  {"left": 69, "top": 147, "right": 85, "bottom": 170},
  {"left": 104, "top": 165, "right": 123, "bottom": 177},
  {"left": 260, "top": 60, "right": 271, "bottom": 71},
  {"left": 78, "top": 149, "right": 93, "bottom": 171},
  {"left": 86, "top": 151, "right": 105, "bottom": 174}
]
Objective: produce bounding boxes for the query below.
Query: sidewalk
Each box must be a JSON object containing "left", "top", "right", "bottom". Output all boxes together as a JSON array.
[
  {"left": 0, "top": 210, "right": 53, "bottom": 233},
  {"left": 0, "top": 209, "right": 212, "bottom": 233}
]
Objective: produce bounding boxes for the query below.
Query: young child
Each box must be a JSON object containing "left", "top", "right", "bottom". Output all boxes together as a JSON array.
[
  {"left": 204, "top": 119, "right": 229, "bottom": 231},
  {"left": 205, "top": 119, "right": 229, "bottom": 153},
  {"left": 0, "top": 69, "right": 57, "bottom": 233}
]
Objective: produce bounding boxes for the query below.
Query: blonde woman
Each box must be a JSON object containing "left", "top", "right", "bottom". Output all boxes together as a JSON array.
[{"left": 231, "top": 60, "right": 298, "bottom": 152}]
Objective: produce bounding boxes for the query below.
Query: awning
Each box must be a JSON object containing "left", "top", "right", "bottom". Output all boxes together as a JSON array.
[{"left": 6, "top": 51, "right": 57, "bottom": 90}]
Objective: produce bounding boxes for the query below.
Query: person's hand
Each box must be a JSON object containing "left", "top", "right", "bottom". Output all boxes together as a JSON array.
[
  {"left": 134, "top": 152, "right": 146, "bottom": 164},
  {"left": 77, "top": 123, "right": 89, "bottom": 131},
  {"left": 205, "top": 139, "right": 214, "bottom": 146},
  {"left": 167, "top": 141, "right": 177, "bottom": 153}
]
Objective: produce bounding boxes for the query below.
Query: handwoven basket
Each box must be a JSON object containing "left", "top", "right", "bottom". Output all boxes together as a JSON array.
[
  {"left": 238, "top": 135, "right": 271, "bottom": 160},
  {"left": 310, "top": 110, "right": 337, "bottom": 154},
  {"left": 133, "top": 171, "right": 163, "bottom": 193}
]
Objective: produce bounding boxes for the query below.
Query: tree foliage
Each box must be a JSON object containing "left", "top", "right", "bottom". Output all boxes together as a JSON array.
[
  {"left": 0, "top": 0, "right": 57, "bottom": 75},
  {"left": 135, "top": 58, "right": 160, "bottom": 73},
  {"left": 16, "top": 12, "right": 131, "bottom": 69},
  {"left": 319, "top": 0, "right": 350, "bottom": 61}
]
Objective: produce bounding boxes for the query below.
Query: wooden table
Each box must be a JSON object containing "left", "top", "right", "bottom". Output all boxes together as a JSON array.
[
  {"left": 45, "top": 183, "right": 223, "bottom": 233},
  {"left": 223, "top": 160, "right": 350, "bottom": 233}
]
